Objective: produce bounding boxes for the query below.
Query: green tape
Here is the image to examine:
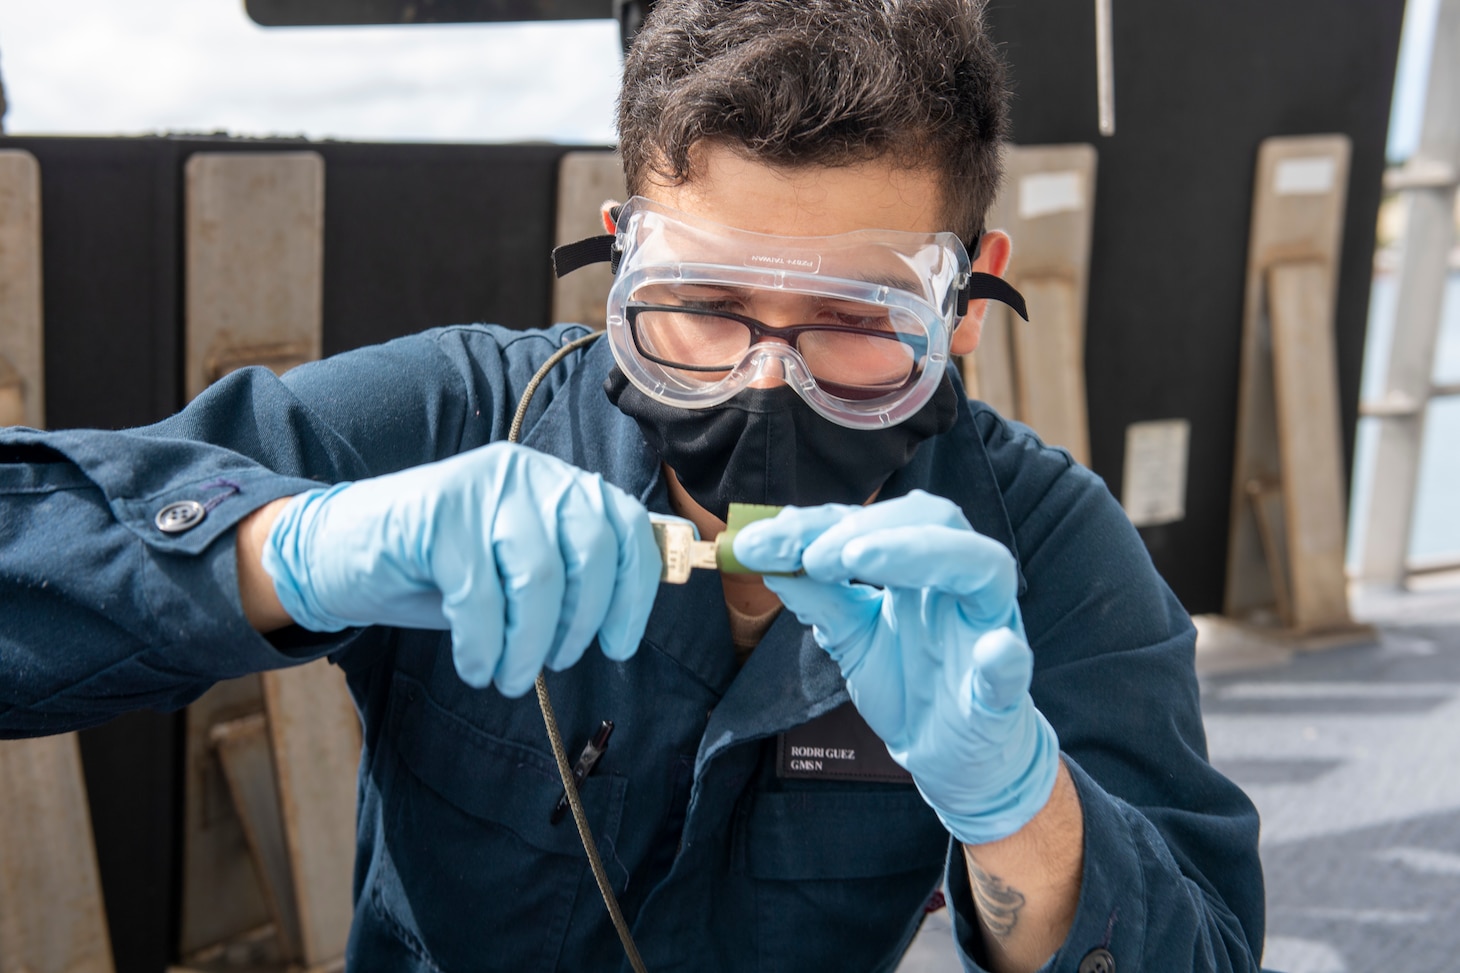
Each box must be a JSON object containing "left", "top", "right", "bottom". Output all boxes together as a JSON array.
[{"left": 716, "top": 503, "right": 785, "bottom": 575}]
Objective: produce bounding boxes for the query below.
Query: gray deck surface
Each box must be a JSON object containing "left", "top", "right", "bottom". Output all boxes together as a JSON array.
[{"left": 896, "top": 574, "right": 1460, "bottom": 973}]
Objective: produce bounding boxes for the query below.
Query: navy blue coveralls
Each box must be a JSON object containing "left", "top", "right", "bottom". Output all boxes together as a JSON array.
[{"left": 0, "top": 324, "right": 1264, "bottom": 972}]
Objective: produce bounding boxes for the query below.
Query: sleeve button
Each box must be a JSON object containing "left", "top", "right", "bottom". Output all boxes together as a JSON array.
[
  {"left": 1077, "top": 948, "right": 1115, "bottom": 973},
  {"left": 155, "top": 500, "right": 207, "bottom": 533}
]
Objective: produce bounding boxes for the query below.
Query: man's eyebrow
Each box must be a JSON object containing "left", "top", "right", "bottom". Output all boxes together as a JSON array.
[{"left": 853, "top": 272, "right": 923, "bottom": 292}]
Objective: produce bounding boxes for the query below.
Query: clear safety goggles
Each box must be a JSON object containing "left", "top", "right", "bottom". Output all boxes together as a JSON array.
[{"left": 553, "top": 196, "right": 1027, "bottom": 429}]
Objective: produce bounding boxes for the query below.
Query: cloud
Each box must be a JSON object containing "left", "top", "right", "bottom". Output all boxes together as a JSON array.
[{"left": 0, "top": 0, "right": 622, "bottom": 144}]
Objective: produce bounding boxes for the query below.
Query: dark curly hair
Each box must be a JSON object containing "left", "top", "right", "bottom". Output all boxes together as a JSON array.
[{"left": 617, "top": 0, "right": 1010, "bottom": 241}]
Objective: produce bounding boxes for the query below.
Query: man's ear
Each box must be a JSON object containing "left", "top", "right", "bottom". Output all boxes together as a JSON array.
[
  {"left": 600, "top": 199, "right": 622, "bottom": 235},
  {"left": 950, "top": 229, "right": 1012, "bottom": 357}
]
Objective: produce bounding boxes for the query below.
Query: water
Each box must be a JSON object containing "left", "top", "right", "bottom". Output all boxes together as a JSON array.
[{"left": 1348, "top": 269, "right": 1460, "bottom": 568}]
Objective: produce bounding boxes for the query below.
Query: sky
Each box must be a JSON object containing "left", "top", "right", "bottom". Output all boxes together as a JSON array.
[
  {"left": 0, "top": 0, "right": 624, "bottom": 144},
  {"left": 1389, "top": 0, "right": 1441, "bottom": 162},
  {"left": 0, "top": 0, "right": 1438, "bottom": 155}
]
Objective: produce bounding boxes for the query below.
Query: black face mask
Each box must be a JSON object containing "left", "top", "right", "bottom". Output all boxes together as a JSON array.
[{"left": 604, "top": 368, "right": 960, "bottom": 521}]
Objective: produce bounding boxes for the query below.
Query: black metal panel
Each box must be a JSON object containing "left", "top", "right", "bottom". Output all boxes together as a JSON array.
[
  {"left": 245, "top": 0, "right": 611, "bottom": 26},
  {"left": 2, "top": 133, "right": 582, "bottom": 410},
  {"left": 309, "top": 141, "right": 580, "bottom": 354},
  {"left": 2, "top": 136, "right": 185, "bottom": 432},
  {"left": 76, "top": 712, "right": 185, "bottom": 973},
  {"left": 985, "top": 0, "right": 1405, "bottom": 613}
]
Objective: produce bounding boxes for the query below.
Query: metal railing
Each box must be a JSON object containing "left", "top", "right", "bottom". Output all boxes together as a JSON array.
[{"left": 1355, "top": 0, "right": 1460, "bottom": 585}]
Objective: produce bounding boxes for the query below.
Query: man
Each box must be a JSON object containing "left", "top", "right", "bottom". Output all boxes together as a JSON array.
[{"left": 0, "top": 1, "right": 1263, "bottom": 970}]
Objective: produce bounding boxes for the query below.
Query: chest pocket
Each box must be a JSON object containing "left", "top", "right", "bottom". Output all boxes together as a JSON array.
[
  {"left": 741, "top": 786, "right": 950, "bottom": 971},
  {"left": 373, "top": 677, "right": 627, "bottom": 973}
]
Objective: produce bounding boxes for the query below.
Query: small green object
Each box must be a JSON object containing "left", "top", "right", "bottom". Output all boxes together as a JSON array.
[{"left": 716, "top": 503, "right": 785, "bottom": 575}]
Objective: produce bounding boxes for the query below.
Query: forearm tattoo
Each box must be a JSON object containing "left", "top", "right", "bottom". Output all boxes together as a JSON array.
[{"left": 968, "top": 859, "right": 1026, "bottom": 939}]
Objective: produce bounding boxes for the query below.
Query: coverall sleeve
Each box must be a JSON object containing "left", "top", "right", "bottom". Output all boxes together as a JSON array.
[
  {"left": 946, "top": 411, "right": 1264, "bottom": 972},
  {"left": 0, "top": 323, "right": 592, "bottom": 739}
]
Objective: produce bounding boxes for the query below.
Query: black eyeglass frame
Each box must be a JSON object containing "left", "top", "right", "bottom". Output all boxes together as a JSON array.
[{"left": 624, "top": 302, "right": 930, "bottom": 398}]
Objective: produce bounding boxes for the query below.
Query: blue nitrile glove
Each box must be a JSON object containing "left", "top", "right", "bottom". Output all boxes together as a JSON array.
[
  {"left": 261, "top": 442, "right": 661, "bottom": 697},
  {"left": 733, "top": 490, "right": 1060, "bottom": 845}
]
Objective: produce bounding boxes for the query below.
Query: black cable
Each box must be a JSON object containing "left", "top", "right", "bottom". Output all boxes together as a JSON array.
[{"left": 508, "top": 330, "right": 648, "bottom": 973}]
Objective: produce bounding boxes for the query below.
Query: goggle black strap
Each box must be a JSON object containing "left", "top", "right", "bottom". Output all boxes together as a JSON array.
[
  {"left": 552, "top": 234, "right": 620, "bottom": 278},
  {"left": 958, "top": 272, "right": 1029, "bottom": 321}
]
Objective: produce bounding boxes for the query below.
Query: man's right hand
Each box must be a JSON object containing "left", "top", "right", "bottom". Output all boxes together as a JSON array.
[{"left": 251, "top": 442, "right": 661, "bottom": 696}]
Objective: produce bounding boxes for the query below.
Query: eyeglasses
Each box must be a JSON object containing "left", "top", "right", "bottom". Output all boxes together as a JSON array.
[{"left": 625, "top": 301, "right": 929, "bottom": 401}]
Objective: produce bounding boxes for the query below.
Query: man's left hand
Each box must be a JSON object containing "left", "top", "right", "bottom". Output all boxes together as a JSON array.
[{"left": 733, "top": 491, "right": 1060, "bottom": 845}]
